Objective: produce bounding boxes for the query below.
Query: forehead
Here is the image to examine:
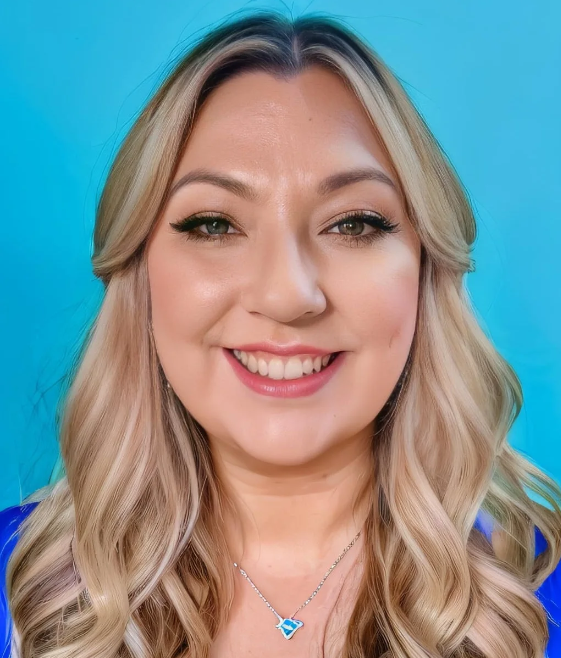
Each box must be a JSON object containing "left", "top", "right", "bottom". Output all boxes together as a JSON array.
[{"left": 177, "top": 66, "right": 398, "bottom": 186}]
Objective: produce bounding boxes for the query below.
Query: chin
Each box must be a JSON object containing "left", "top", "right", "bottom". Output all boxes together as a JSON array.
[{"left": 234, "top": 437, "right": 334, "bottom": 468}]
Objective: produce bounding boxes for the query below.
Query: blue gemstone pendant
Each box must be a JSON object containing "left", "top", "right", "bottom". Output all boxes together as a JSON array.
[{"left": 276, "top": 618, "right": 304, "bottom": 640}]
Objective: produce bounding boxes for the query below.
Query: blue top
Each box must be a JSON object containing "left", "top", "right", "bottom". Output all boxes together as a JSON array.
[{"left": 1, "top": 503, "right": 561, "bottom": 656}]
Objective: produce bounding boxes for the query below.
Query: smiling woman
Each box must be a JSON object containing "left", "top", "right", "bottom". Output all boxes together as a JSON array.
[
  {"left": 2, "top": 9, "right": 561, "bottom": 658},
  {"left": 145, "top": 63, "right": 421, "bottom": 474}
]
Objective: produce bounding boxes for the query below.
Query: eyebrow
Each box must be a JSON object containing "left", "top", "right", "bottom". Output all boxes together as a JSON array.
[{"left": 167, "top": 165, "right": 398, "bottom": 202}]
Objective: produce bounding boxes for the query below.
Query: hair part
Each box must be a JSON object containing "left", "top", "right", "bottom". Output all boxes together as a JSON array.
[{"left": 7, "top": 9, "right": 561, "bottom": 658}]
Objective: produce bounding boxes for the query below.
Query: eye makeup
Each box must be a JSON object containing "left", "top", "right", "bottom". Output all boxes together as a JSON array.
[{"left": 170, "top": 209, "right": 400, "bottom": 248}]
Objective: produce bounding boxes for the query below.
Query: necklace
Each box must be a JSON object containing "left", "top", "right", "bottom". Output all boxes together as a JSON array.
[{"left": 233, "top": 530, "right": 361, "bottom": 640}]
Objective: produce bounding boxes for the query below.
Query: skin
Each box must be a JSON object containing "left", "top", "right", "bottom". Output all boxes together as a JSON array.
[{"left": 146, "top": 66, "right": 421, "bottom": 656}]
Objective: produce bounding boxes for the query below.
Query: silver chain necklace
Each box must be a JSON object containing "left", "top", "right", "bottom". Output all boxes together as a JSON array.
[{"left": 233, "top": 530, "right": 361, "bottom": 640}]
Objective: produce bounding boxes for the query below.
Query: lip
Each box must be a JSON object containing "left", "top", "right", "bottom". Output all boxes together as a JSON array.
[
  {"left": 223, "top": 348, "right": 346, "bottom": 398},
  {"left": 227, "top": 342, "right": 334, "bottom": 357}
]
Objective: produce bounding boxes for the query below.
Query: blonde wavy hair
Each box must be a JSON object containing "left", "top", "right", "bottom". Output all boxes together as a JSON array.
[{"left": 7, "top": 10, "right": 561, "bottom": 658}]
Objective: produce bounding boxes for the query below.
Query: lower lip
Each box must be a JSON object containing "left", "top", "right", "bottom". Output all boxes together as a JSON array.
[{"left": 223, "top": 349, "right": 346, "bottom": 398}]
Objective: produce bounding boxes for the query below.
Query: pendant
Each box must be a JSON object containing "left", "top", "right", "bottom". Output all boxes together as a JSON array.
[{"left": 275, "top": 618, "right": 304, "bottom": 640}]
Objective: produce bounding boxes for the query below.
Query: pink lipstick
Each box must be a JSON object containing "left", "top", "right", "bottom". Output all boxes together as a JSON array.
[{"left": 223, "top": 348, "right": 346, "bottom": 398}]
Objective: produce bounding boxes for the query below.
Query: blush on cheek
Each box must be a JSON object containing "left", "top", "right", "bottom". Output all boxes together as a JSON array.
[{"left": 352, "top": 280, "right": 419, "bottom": 346}]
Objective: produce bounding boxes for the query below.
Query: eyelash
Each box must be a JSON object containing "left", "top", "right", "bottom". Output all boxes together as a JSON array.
[{"left": 170, "top": 210, "right": 400, "bottom": 247}]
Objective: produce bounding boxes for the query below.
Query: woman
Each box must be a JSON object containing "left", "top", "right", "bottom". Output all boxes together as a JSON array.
[{"left": 1, "top": 10, "right": 561, "bottom": 658}]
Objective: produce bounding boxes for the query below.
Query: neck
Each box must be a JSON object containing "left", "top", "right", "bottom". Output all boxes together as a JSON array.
[{"left": 209, "top": 430, "right": 374, "bottom": 571}]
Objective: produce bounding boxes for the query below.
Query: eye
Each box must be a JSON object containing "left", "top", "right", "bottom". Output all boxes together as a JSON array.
[
  {"left": 169, "top": 210, "right": 400, "bottom": 246},
  {"left": 169, "top": 213, "right": 239, "bottom": 244},
  {"left": 325, "top": 211, "right": 400, "bottom": 246}
]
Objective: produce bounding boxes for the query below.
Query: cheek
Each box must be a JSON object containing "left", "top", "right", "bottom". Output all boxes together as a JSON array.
[
  {"left": 337, "top": 253, "right": 418, "bottom": 416},
  {"left": 148, "top": 243, "right": 233, "bottom": 341},
  {"left": 335, "top": 247, "right": 419, "bottom": 347}
]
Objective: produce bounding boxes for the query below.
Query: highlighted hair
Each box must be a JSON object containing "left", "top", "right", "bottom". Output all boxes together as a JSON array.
[{"left": 7, "top": 10, "right": 561, "bottom": 657}]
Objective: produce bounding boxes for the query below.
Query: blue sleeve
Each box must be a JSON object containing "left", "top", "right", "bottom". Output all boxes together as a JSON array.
[
  {"left": 535, "top": 524, "right": 561, "bottom": 658},
  {"left": 0, "top": 503, "right": 39, "bottom": 658},
  {"left": 474, "top": 510, "right": 561, "bottom": 657}
]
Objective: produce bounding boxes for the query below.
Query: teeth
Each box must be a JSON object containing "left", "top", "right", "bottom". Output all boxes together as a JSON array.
[
  {"left": 232, "top": 350, "right": 336, "bottom": 380},
  {"left": 248, "top": 354, "right": 258, "bottom": 374}
]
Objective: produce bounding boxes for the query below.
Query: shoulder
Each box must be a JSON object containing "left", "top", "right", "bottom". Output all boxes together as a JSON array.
[
  {"left": 0, "top": 502, "right": 40, "bottom": 658},
  {"left": 474, "top": 508, "right": 561, "bottom": 656}
]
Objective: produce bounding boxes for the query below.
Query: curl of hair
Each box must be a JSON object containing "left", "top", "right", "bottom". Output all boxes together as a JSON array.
[{"left": 7, "top": 10, "right": 561, "bottom": 658}]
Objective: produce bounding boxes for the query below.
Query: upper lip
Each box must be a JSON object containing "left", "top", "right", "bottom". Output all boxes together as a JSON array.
[{"left": 227, "top": 342, "right": 338, "bottom": 357}]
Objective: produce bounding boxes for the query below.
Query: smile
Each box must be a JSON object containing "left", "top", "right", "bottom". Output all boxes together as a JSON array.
[
  {"left": 223, "top": 348, "right": 346, "bottom": 398},
  {"left": 232, "top": 349, "right": 339, "bottom": 380}
]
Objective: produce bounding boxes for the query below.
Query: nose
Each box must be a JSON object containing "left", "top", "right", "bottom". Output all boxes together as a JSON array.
[{"left": 241, "top": 233, "right": 327, "bottom": 323}]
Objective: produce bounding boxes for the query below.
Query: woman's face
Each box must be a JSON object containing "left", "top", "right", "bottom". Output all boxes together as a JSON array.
[{"left": 146, "top": 66, "right": 421, "bottom": 467}]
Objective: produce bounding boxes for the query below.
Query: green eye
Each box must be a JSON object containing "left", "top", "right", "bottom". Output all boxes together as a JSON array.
[
  {"left": 324, "top": 212, "right": 400, "bottom": 245},
  {"left": 196, "top": 218, "right": 230, "bottom": 235},
  {"left": 170, "top": 213, "right": 237, "bottom": 243},
  {"left": 170, "top": 210, "right": 400, "bottom": 246}
]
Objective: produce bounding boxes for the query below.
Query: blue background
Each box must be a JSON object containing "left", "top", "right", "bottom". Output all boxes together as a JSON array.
[{"left": 0, "top": 0, "right": 559, "bottom": 510}]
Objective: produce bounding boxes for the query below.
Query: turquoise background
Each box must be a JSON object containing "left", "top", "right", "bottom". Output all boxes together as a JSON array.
[{"left": 0, "top": 0, "right": 559, "bottom": 510}]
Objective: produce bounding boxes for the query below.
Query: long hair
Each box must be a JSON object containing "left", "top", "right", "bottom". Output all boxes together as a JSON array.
[{"left": 7, "top": 10, "right": 561, "bottom": 658}]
